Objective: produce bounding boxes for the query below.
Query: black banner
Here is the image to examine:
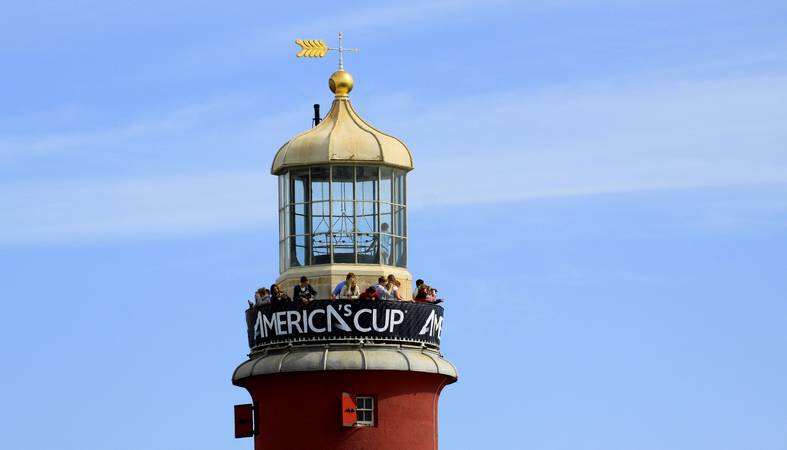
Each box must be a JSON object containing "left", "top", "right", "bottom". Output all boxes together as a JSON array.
[{"left": 245, "top": 300, "right": 444, "bottom": 349}]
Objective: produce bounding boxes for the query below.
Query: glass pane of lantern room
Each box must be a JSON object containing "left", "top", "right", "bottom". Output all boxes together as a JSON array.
[
  {"left": 295, "top": 236, "right": 307, "bottom": 266},
  {"left": 283, "top": 172, "right": 290, "bottom": 206},
  {"left": 279, "top": 205, "right": 286, "bottom": 241},
  {"left": 332, "top": 166, "right": 354, "bottom": 200},
  {"left": 380, "top": 203, "right": 392, "bottom": 236},
  {"left": 332, "top": 200, "right": 354, "bottom": 262},
  {"left": 393, "top": 204, "right": 406, "bottom": 237},
  {"left": 311, "top": 202, "right": 329, "bottom": 234},
  {"left": 394, "top": 237, "right": 407, "bottom": 267},
  {"left": 381, "top": 234, "right": 393, "bottom": 265},
  {"left": 393, "top": 170, "right": 405, "bottom": 205},
  {"left": 332, "top": 166, "right": 354, "bottom": 259},
  {"left": 289, "top": 236, "right": 309, "bottom": 267},
  {"left": 311, "top": 167, "right": 330, "bottom": 202},
  {"left": 380, "top": 167, "right": 392, "bottom": 204},
  {"left": 356, "top": 166, "right": 378, "bottom": 202},
  {"left": 278, "top": 174, "right": 287, "bottom": 209},
  {"left": 356, "top": 233, "right": 379, "bottom": 264},
  {"left": 312, "top": 233, "right": 330, "bottom": 264},
  {"left": 332, "top": 200, "right": 353, "bottom": 234},
  {"left": 356, "top": 201, "right": 377, "bottom": 234},
  {"left": 311, "top": 201, "right": 330, "bottom": 264},
  {"left": 291, "top": 169, "right": 309, "bottom": 204},
  {"left": 333, "top": 233, "right": 354, "bottom": 263},
  {"left": 292, "top": 204, "right": 306, "bottom": 236}
]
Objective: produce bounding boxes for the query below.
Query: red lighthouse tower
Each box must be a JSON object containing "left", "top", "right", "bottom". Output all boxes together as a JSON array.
[{"left": 231, "top": 43, "right": 457, "bottom": 450}]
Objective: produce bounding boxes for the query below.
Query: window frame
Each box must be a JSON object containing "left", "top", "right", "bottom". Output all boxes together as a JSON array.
[{"left": 355, "top": 395, "right": 375, "bottom": 427}]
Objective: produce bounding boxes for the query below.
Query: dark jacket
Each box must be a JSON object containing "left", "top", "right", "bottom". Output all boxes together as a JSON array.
[
  {"left": 271, "top": 292, "right": 291, "bottom": 306},
  {"left": 293, "top": 284, "right": 317, "bottom": 302}
]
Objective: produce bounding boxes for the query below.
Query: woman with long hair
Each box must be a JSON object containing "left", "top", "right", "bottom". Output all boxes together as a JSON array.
[
  {"left": 270, "top": 283, "right": 291, "bottom": 306},
  {"left": 339, "top": 276, "right": 361, "bottom": 299},
  {"left": 386, "top": 274, "right": 403, "bottom": 301}
]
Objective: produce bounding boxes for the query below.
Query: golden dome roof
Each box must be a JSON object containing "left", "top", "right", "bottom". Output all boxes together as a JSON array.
[{"left": 271, "top": 70, "right": 414, "bottom": 175}]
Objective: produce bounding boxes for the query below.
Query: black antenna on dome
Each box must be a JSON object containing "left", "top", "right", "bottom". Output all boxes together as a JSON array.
[{"left": 312, "top": 104, "right": 321, "bottom": 127}]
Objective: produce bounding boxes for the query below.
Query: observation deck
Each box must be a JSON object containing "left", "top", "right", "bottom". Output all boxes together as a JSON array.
[{"left": 234, "top": 299, "right": 457, "bottom": 383}]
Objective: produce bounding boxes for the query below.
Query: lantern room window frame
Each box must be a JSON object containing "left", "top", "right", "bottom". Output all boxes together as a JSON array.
[{"left": 278, "top": 165, "right": 407, "bottom": 271}]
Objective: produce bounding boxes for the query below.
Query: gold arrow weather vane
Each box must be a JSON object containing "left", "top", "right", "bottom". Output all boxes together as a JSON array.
[
  {"left": 295, "top": 32, "right": 359, "bottom": 70},
  {"left": 295, "top": 39, "right": 329, "bottom": 58}
]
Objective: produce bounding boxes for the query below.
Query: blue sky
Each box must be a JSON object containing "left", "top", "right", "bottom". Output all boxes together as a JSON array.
[{"left": 2, "top": 1, "right": 787, "bottom": 449}]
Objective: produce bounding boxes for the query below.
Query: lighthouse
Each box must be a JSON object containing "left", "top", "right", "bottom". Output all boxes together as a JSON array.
[{"left": 232, "top": 36, "right": 458, "bottom": 450}]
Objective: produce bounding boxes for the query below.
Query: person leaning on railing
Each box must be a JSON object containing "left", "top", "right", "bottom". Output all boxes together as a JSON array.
[
  {"left": 331, "top": 272, "right": 356, "bottom": 299},
  {"left": 256, "top": 288, "right": 272, "bottom": 307},
  {"left": 412, "top": 279, "right": 424, "bottom": 299},
  {"left": 247, "top": 287, "right": 271, "bottom": 308},
  {"left": 339, "top": 276, "right": 361, "bottom": 299},
  {"left": 386, "top": 274, "right": 404, "bottom": 301},
  {"left": 374, "top": 276, "right": 393, "bottom": 300},
  {"left": 414, "top": 284, "right": 443, "bottom": 304},
  {"left": 270, "top": 283, "right": 291, "bottom": 306},
  {"left": 293, "top": 276, "right": 317, "bottom": 305},
  {"left": 358, "top": 286, "right": 378, "bottom": 300},
  {"left": 245, "top": 273, "right": 441, "bottom": 309}
]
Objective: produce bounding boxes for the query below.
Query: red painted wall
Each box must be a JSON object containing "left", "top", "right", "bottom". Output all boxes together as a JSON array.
[{"left": 236, "top": 370, "right": 454, "bottom": 450}]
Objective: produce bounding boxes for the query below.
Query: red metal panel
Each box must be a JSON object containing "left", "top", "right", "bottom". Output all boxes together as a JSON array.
[
  {"left": 234, "top": 403, "right": 254, "bottom": 438},
  {"left": 341, "top": 392, "right": 357, "bottom": 427}
]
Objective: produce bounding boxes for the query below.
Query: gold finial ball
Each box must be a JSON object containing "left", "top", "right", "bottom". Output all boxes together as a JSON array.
[{"left": 329, "top": 70, "right": 354, "bottom": 96}]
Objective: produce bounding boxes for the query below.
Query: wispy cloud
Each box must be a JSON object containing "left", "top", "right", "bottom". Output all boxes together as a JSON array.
[
  {"left": 0, "top": 94, "right": 268, "bottom": 165},
  {"left": 287, "top": 0, "right": 519, "bottom": 32},
  {"left": 405, "top": 74, "right": 787, "bottom": 207},
  {"left": 2, "top": 73, "right": 786, "bottom": 244},
  {"left": 107, "top": 0, "right": 526, "bottom": 90},
  {"left": 0, "top": 171, "right": 276, "bottom": 244}
]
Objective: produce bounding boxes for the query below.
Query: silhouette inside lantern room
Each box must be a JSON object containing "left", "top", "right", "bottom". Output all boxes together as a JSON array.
[{"left": 281, "top": 166, "right": 407, "bottom": 269}]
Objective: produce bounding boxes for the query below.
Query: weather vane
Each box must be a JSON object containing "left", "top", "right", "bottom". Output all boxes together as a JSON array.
[{"left": 295, "top": 32, "right": 359, "bottom": 70}]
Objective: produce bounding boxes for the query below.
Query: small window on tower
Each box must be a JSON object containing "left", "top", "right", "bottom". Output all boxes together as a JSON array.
[{"left": 355, "top": 396, "right": 375, "bottom": 427}]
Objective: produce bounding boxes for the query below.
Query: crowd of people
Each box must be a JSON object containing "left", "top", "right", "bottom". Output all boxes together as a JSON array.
[{"left": 247, "top": 273, "right": 442, "bottom": 308}]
